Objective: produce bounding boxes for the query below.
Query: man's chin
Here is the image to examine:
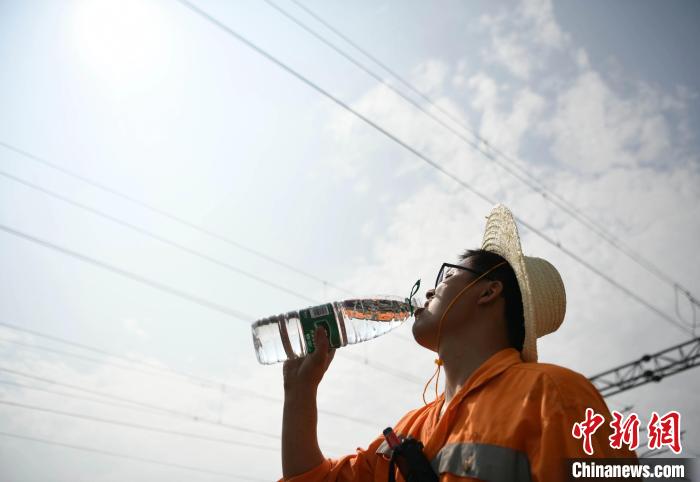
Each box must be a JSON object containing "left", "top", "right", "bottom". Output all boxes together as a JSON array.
[{"left": 411, "top": 320, "right": 434, "bottom": 349}]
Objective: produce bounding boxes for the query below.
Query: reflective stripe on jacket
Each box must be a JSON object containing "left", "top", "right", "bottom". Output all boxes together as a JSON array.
[{"left": 282, "top": 348, "right": 637, "bottom": 482}]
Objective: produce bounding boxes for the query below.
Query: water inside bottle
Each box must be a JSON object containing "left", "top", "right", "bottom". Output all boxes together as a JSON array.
[
  {"left": 252, "top": 312, "right": 304, "bottom": 364},
  {"left": 252, "top": 296, "right": 421, "bottom": 365},
  {"left": 337, "top": 298, "right": 410, "bottom": 344}
]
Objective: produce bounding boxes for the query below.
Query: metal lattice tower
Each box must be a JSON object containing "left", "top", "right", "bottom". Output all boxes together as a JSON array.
[{"left": 589, "top": 337, "right": 700, "bottom": 397}]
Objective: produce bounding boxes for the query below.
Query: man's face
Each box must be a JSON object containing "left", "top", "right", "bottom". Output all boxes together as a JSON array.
[{"left": 412, "top": 257, "right": 484, "bottom": 350}]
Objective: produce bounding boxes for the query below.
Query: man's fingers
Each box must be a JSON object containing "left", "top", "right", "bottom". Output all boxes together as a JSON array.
[
  {"left": 311, "top": 326, "right": 330, "bottom": 360},
  {"left": 319, "top": 326, "right": 332, "bottom": 346}
]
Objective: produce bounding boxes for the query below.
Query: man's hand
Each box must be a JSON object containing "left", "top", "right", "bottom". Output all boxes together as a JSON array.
[
  {"left": 283, "top": 325, "right": 336, "bottom": 393},
  {"left": 281, "top": 326, "right": 336, "bottom": 478}
]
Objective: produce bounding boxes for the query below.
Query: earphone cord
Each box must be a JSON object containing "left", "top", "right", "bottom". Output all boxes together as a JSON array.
[{"left": 421, "top": 261, "right": 508, "bottom": 406}]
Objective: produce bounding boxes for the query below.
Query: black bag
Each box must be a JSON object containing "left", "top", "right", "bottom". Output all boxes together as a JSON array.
[{"left": 387, "top": 436, "right": 439, "bottom": 482}]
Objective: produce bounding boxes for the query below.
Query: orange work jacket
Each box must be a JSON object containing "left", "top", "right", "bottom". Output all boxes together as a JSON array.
[{"left": 283, "top": 348, "right": 638, "bottom": 482}]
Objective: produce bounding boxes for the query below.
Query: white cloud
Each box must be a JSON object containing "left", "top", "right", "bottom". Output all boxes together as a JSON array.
[
  {"left": 3, "top": 2, "right": 699, "bottom": 479},
  {"left": 467, "top": 74, "right": 546, "bottom": 155},
  {"left": 484, "top": 30, "right": 534, "bottom": 80},
  {"left": 321, "top": 0, "right": 700, "bottom": 458},
  {"left": 478, "top": 0, "right": 571, "bottom": 80},
  {"left": 408, "top": 59, "right": 450, "bottom": 97},
  {"left": 540, "top": 70, "right": 689, "bottom": 174},
  {"left": 467, "top": 71, "right": 500, "bottom": 112},
  {"left": 324, "top": 64, "right": 479, "bottom": 185},
  {"left": 518, "top": 0, "right": 570, "bottom": 49}
]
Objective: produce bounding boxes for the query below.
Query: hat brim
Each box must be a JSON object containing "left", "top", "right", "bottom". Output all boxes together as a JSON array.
[{"left": 481, "top": 204, "right": 538, "bottom": 362}]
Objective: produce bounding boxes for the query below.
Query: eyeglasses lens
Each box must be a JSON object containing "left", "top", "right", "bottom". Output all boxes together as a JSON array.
[{"left": 437, "top": 265, "right": 455, "bottom": 288}]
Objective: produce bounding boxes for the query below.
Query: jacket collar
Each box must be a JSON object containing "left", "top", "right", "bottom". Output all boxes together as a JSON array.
[
  {"left": 451, "top": 348, "right": 523, "bottom": 406},
  {"left": 422, "top": 348, "right": 524, "bottom": 459}
]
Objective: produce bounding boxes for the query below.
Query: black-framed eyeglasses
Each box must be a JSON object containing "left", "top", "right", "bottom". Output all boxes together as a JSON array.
[{"left": 434, "top": 262, "right": 487, "bottom": 289}]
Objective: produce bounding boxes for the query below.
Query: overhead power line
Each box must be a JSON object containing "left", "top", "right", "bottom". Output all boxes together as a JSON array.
[
  {"left": 0, "top": 169, "right": 316, "bottom": 304},
  {"left": 281, "top": 0, "right": 700, "bottom": 315},
  {"left": 0, "top": 168, "right": 414, "bottom": 343},
  {"left": 175, "top": 0, "right": 692, "bottom": 337},
  {"left": 0, "top": 378, "right": 175, "bottom": 416},
  {"left": 0, "top": 377, "right": 368, "bottom": 455},
  {"left": 0, "top": 369, "right": 348, "bottom": 455},
  {"left": 0, "top": 336, "right": 193, "bottom": 382},
  {"left": 0, "top": 399, "right": 278, "bottom": 452},
  {"left": 0, "top": 329, "right": 388, "bottom": 428},
  {"left": 0, "top": 430, "right": 267, "bottom": 481},
  {"left": 0, "top": 220, "right": 421, "bottom": 383},
  {"left": 0, "top": 320, "right": 178, "bottom": 375},
  {"left": 0, "top": 376, "right": 361, "bottom": 448},
  {"left": 0, "top": 366, "right": 280, "bottom": 441},
  {"left": 0, "top": 376, "right": 317, "bottom": 449},
  {"left": 589, "top": 337, "right": 700, "bottom": 397},
  {"left": 0, "top": 222, "right": 255, "bottom": 321},
  {"left": 0, "top": 140, "right": 352, "bottom": 297},
  {"left": 6, "top": 327, "right": 415, "bottom": 387},
  {"left": 1, "top": 0, "right": 690, "bottom": 397}
]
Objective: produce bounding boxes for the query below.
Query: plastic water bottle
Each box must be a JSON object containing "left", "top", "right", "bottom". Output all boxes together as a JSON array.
[{"left": 251, "top": 295, "right": 423, "bottom": 364}]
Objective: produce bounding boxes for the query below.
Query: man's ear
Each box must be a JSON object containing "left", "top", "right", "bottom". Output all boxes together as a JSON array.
[{"left": 476, "top": 280, "right": 503, "bottom": 305}]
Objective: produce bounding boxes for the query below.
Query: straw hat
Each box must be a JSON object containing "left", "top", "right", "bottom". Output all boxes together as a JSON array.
[{"left": 481, "top": 204, "right": 566, "bottom": 362}]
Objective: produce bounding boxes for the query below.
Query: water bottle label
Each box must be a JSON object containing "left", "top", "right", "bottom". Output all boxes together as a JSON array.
[{"left": 299, "top": 303, "right": 341, "bottom": 353}]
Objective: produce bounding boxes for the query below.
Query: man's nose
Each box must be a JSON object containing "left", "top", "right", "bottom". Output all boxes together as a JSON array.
[{"left": 426, "top": 288, "right": 436, "bottom": 300}]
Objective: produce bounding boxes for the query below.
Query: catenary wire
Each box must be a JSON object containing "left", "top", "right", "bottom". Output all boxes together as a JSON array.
[
  {"left": 174, "top": 0, "right": 692, "bottom": 337},
  {"left": 0, "top": 222, "right": 255, "bottom": 321},
  {"left": 0, "top": 0, "right": 688, "bottom": 396},
  {"left": 0, "top": 320, "right": 185, "bottom": 375},
  {"left": 0, "top": 332, "right": 393, "bottom": 428},
  {"left": 0, "top": 140, "right": 353, "bottom": 297},
  {"left": 0, "top": 140, "right": 422, "bottom": 345},
  {"left": 0, "top": 169, "right": 316, "bottom": 303},
  {"left": 0, "top": 377, "right": 370, "bottom": 448},
  {"left": 0, "top": 368, "right": 347, "bottom": 455},
  {"left": 0, "top": 320, "right": 293, "bottom": 397},
  {"left": 0, "top": 366, "right": 280, "bottom": 441},
  {"left": 0, "top": 2, "right": 690, "bottom": 344},
  {"left": 0, "top": 168, "right": 415, "bottom": 343},
  {"left": 0, "top": 0, "right": 688, "bottom": 390},
  {"left": 0, "top": 6, "right": 688, "bottom": 474},
  {"left": 0, "top": 430, "right": 267, "bottom": 481},
  {"left": 0, "top": 336, "right": 197, "bottom": 382},
  {"left": 282, "top": 0, "right": 700, "bottom": 315},
  {"left": 0, "top": 376, "right": 370, "bottom": 446},
  {"left": 0, "top": 378, "right": 173, "bottom": 416},
  {"left": 0, "top": 222, "right": 423, "bottom": 382},
  {"left": 0, "top": 399, "right": 279, "bottom": 452}
]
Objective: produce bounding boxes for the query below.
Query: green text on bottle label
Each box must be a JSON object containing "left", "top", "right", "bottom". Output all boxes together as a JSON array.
[{"left": 299, "top": 303, "right": 341, "bottom": 353}]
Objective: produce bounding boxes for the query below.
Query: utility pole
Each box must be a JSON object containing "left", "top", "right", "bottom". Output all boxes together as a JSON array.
[{"left": 589, "top": 337, "right": 700, "bottom": 397}]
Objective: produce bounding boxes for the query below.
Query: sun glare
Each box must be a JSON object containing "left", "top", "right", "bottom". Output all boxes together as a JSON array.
[{"left": 70, "top": 0, "right": 172, "bottom": 91}]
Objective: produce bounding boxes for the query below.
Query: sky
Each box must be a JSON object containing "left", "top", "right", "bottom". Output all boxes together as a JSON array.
[{"left": 0, "top": 0, "right": 699, "bottom": 480}]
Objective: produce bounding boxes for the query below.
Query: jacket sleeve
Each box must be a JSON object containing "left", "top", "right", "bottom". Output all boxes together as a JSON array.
[{"left": 281, "top": 434, "right": 387, "bottom": 482}]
